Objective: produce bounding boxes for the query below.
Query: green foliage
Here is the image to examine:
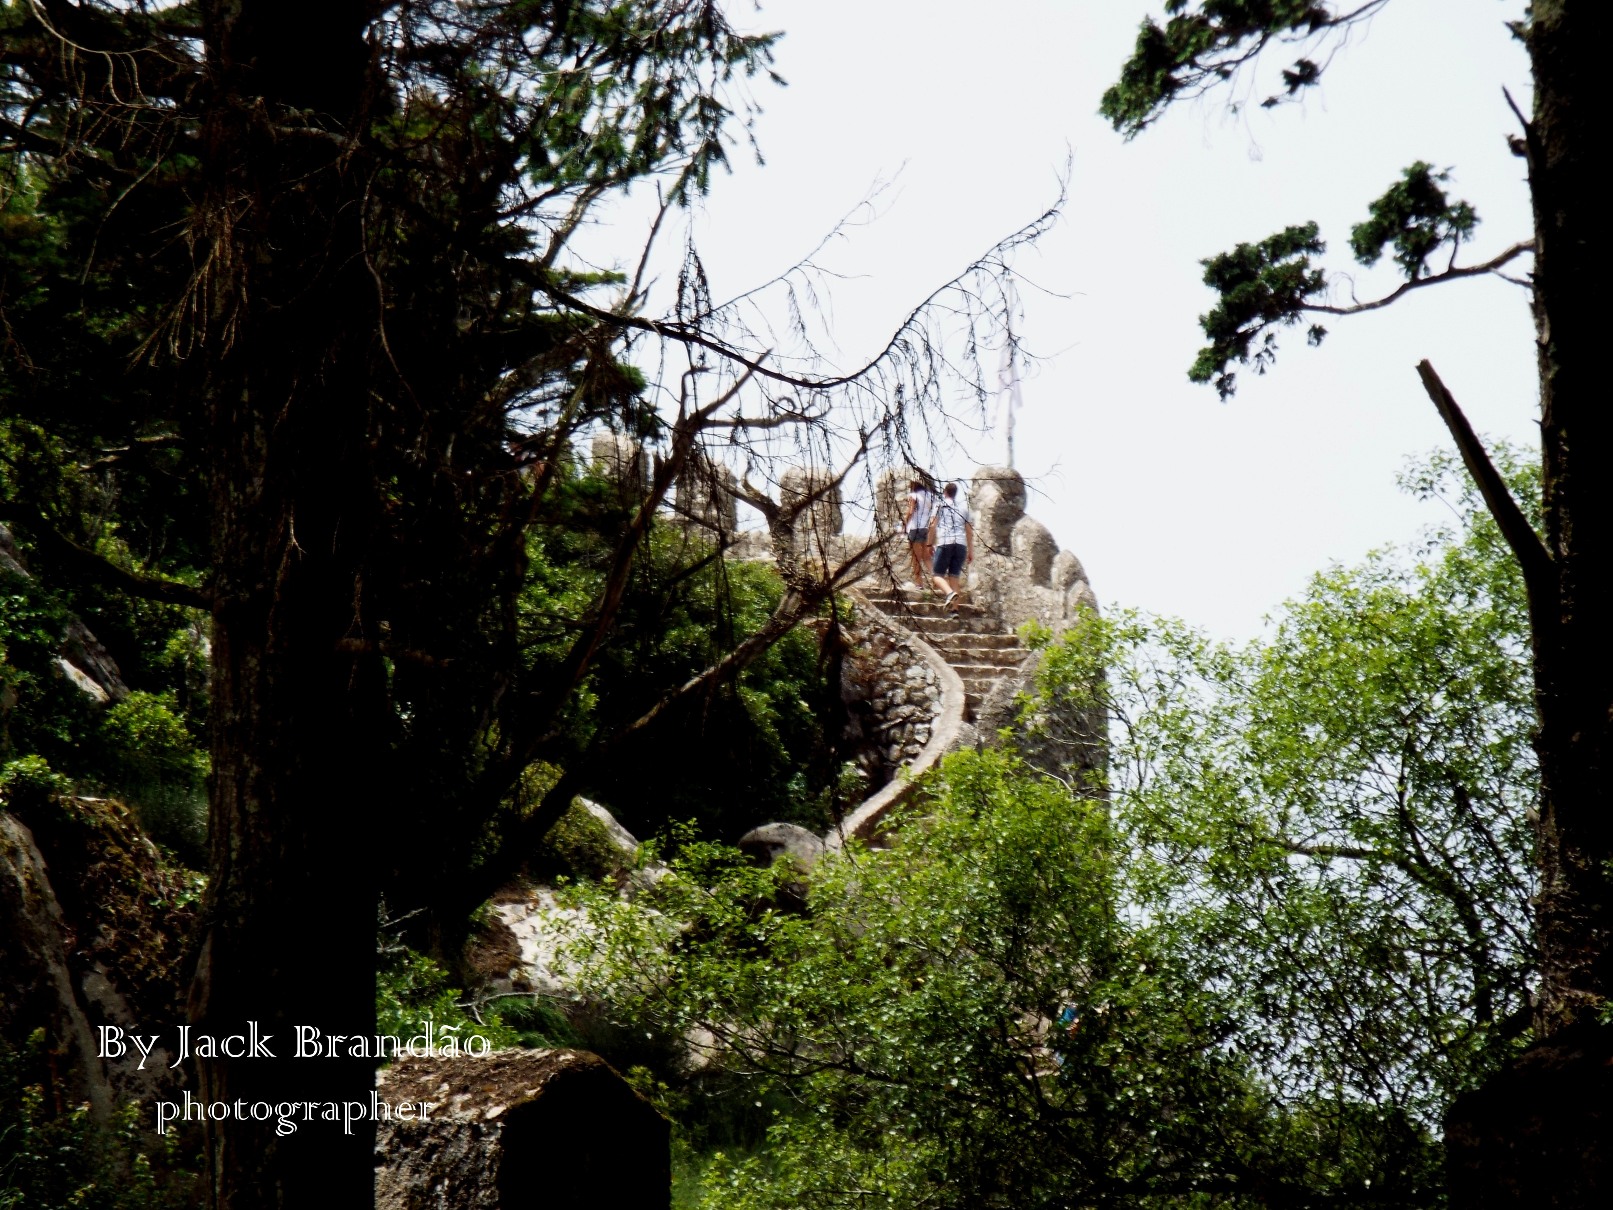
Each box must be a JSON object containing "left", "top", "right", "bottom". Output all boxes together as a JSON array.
[
  {"left": 0, "top": 1037, "right": 201, "bottom": 1210},
  {"left": 1038, "top": 448, "right": 1537, "bottom": 1119},
  {"left": 375, "top": 941, "right": 517, "bottom": 1052},
  {"left": 0, "top": 565, "right": 97, "bottom": 767},
  {"left": 96, "top": 691, "right": 207, "bottom": 858},
  {"left": 564, "top": 452, "right": 1530, "bottom": 1207},
  {"left": 1350, "top": 162, "right": 1479, "bottom": 280},
  {"left": 1184, "top": 157, "right": 1486, "bottom": 397},
  {"left": 0, "top": 754, "right": 70, "bottom": 811},
  {"left": 531, "top": 793, "right": 633, "bottom": 883},
  {"left": 569, "top": 749, "right": 1443, "bottom": 1207},
  {"left": 1189, "top": 222, "right": 1328, "bottom": 399},
  {"left": 1105, "top": 10, "right": 1493, "bottom": 399},
  {"left": 519, "top": 474, "right": 842, "bottom": 841},
  {"left": 1102, "top": 2, "right": 1338, "bottom": 138},
  {"left": 1, "top": 545, "right": 207, "bottom": 856}
]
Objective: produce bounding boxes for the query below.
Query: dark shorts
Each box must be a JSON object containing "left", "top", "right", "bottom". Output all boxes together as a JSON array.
[
  {"left": 933, "top": 543, "right": 967, "bottom": 577},
  {"left": 908, "top": 528, "right": 930, "bottom": 545}
]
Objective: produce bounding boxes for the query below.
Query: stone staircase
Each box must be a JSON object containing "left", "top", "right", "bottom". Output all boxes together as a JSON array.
[{"left": 860, "top": 585, "right": 1027, "bottom": 721}]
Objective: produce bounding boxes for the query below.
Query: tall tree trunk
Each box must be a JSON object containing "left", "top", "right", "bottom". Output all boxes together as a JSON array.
[
  {"left": 189, "top": 4, "right": 385, "bottom": 1206},
  {"left": 1445, "top": 3, "right": 1613, "bottom": 1204},
  {"left": 1524, "top": 0, "right": 1613, "bottom": 1037}
]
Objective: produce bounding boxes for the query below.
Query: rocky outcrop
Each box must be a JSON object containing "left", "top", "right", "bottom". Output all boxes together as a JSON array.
[
  {"left": 0, "top": 521, "right": 130, "bottom": 704},
  {"left": 374, "top": 1048, "right": 670, "bottom": 1210},
  {"left": 0, "top": 784, "right": 197, "bottom": 1105},
  {"left": 737, "top": 822, "right": 826, "bottom": 875},
  {"left": 0, "top": 811, "right": 114, "bottom": 1118}
]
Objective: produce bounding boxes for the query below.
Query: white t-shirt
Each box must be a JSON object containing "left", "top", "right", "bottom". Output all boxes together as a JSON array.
[
  {"left": 933, "top": 498, "right": 971, "bottom": 546},
  {"left": 908, "top": 489, "right": 934, "bottom": 532}
]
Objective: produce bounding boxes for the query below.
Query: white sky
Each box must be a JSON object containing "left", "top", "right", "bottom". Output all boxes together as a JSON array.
[{"left": 601, "top": 1, "right": 1540, "bottom": 639}]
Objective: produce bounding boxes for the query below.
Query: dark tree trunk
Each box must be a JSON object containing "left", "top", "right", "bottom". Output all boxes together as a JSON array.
[
  {"left": 188, "top": 3, "right": 386, "bottom": 1206},
  {"left": 1446, "top": 2, "right": 1613, "bottom": 1203},
  {"left": 1521, "top": 0, "right": 1613, "bottom": 1036}
]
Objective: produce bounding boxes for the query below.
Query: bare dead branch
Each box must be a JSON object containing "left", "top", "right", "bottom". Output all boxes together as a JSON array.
[{"left": 1414, "top": 360, "right": 1553, "bottom": 615}]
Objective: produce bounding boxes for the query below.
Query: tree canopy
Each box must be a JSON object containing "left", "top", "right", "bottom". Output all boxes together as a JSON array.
[{"left": 566, "top": 452, "right": 1538, "bottom": 1208}]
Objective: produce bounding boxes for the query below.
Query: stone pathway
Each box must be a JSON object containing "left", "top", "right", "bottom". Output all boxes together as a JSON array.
[{"left": 860, "top": 585, "right": 1027, "bottom": 722}]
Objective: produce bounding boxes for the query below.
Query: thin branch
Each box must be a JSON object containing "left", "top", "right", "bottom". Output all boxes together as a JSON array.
[
  {"left": 1414, "top": 360, "right": 1553, "bottom": 614},
  {"left": 6, "top": 519, "right": 211, "bottom": 610},
  {"left": 1305, "top": 241, "right": 1534, "bottom": 316},
  {"left": 528, "top": 197, "right": 1062, "bottom": 392}
]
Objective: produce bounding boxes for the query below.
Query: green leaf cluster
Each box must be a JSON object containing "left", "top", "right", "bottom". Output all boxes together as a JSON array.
[
  {"left": 0, "top": 1034, "right": 200, "bottom": 1210},
  {"left": 1102, "top": 3, "right": 1337, "bottom": 138},
  {"left": 1047, "top": 449, "right": 1537, "bottom": 1119},
  {"left": 1349, "top": 163, "right": 1479, "bottom": 281},
  {"left": 1190, "top": 222, "right": 1328, "bottom": 399}
]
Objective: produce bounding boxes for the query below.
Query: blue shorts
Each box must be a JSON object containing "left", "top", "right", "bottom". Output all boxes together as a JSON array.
[
  {"left": 908, "top": 528, "right": 930, "bottom": 545},
  {"left": 933, "top": 543, "right": 967, "bottom": 577}
]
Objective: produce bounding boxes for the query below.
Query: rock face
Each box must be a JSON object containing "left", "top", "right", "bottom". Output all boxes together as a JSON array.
[
  {"left": 0, "top": 788, "right": 197, "bottom": 1106},
  {"left": 0, "top": 812, "right": 114, "bottom": 1118},
  {"left": 1, "top": 522, "right": 130, "bottom": 704},
  {"left": 374, "top": 1049, "right": 670, "bottom": 1210},
  {"left": 737, "top": 822, "right": 826, "bottom": 874}
]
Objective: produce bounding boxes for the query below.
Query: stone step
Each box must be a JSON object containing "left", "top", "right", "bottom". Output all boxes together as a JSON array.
[
  {"left": 907, "top": 615, "right": 1001, "bottom": 637},
  {"left": 929, "top": 644, "right": 1024, "bottom": 666},
  {"left": 951, "top": 662, "right": 1020, "bottom": 680},
  {"left": 869, "top": 598, "right": 988, "bottom": 620},
  {"left": 929, "top": 633, "right": 1021, "bottom": 650},
  {"left": 864, "top": 585, "right": 962, "bottom": 603}
]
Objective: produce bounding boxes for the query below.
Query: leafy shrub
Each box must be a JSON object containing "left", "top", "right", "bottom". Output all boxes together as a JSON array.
[
  {"left": 0, "top": 1035, "right": 201, "bottom": 1210},
  {"left": 96, "top": 691, "right": 207, "bottom": 859}
]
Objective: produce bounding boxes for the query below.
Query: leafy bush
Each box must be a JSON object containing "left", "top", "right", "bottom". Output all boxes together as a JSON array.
[
  {"left": 0, "top": 1036, "right": 201, "bottom": 1210},
  {"left": 566, "top": 750, "right": 1435, "bottom": 1208},
  {"left": 96, "top": 691, "right": 207, "bottom": 859}
]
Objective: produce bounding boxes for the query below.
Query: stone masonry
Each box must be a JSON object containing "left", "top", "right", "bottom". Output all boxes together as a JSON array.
[{"left": 588, "top": 438, "right": 1099, "bottom": 841}]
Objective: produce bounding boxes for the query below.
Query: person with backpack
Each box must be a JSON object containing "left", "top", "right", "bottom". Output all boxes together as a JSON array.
[
  {"left": 903, "top": 478, "right": 936, "bottom": 590},
  {"left": 929, "top": 481, "right": 973, "bottom": 611}
]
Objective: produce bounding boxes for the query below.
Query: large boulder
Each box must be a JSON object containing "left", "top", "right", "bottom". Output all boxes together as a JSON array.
[
  {"left": 0, "top": 812, "right": 114, "bottom": 1118},
  {"left": 374, "top": 1049, "right": 670, "bottom": 1210},
  {"left": 737, "top": 822, "right": 826, "bottom": 875},
  {"left": 1, "top": 777, "right": 197, "bottom": 1106}
]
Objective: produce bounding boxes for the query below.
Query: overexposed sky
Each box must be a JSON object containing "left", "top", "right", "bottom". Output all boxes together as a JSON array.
[{"left": 597, "top": 1, "right": 1540, "bottom": 638}]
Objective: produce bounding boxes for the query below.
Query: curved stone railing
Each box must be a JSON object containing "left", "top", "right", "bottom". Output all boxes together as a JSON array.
[{"left": 824, "top": 589, "right": 966, "bottom": 850}]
